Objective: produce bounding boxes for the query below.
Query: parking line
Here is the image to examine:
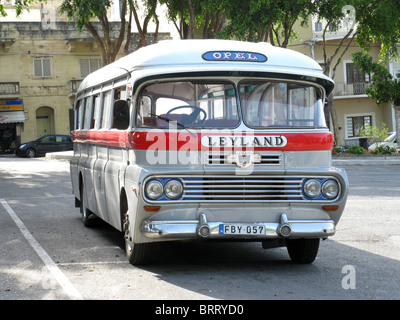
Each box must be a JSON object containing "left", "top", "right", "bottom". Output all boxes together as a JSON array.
[{"left": 0, "top": 199, "right": 84, "bottom": 300}]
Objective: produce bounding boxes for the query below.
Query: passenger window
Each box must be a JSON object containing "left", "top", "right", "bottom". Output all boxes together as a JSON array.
[
  {"left": 102, "top": 91, "right": 112, "bottom": 129},
  {"left": 83, "top": 97, "right": 92, "bottom": 129},
  {"left": 76, "top": 99, "right": 83, "bottom": 129},
  {"left": 92, "top": 95, "right": 101, "bottom": 129},
  {"left": 41, "top": 136, "right": 55, "bottom": 143},
  {"left": 111, "top": 87, "right": 130, "bottom": 129}
]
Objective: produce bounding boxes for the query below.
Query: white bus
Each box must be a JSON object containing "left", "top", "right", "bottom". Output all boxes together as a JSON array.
[{"left": 70, "top": 40, "right": 348, "bottom": 265}]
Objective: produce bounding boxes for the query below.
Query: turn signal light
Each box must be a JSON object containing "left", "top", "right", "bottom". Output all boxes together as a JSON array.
[
  {"left": 144, "top": 205, "right": 161, "bottom": 212},
  {"left": 322, "top": 205, "right": 339, "bottom": 211}
]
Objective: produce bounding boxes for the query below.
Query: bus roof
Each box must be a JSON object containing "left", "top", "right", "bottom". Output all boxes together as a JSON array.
[{"left": 78, "top": 39, "right": 334, "bottom": 94}]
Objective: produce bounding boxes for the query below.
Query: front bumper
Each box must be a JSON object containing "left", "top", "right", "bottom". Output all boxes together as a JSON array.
[{"left": 142, "top": 213, "right": 336, "bottom": 240}]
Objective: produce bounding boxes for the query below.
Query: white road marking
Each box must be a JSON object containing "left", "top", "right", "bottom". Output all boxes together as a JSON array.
[
  {"left": 0, "top": 199, "right": 84, "bottom": 300},
  {"left": 57, "top": 261, "right": 129, "bottom": 266}
]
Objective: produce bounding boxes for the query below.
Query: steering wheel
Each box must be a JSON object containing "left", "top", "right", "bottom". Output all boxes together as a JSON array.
[{"left": 166, "top": 106, "right": 207, "bottom": 124}]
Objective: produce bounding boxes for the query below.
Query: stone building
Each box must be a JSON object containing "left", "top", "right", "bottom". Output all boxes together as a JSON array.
[{"left": 0, "top": 0, "right": 170, "bottom": 153}]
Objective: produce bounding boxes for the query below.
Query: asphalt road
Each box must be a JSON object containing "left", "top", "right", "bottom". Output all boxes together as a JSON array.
[{"left": 1, "top": 155, "right": 400, "bottom": 302}]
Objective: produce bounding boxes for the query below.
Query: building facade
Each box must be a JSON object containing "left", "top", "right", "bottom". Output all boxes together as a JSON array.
[
  {"left": 290, "top": 17, "right": 397, "bottom": 146},
  {"left": 1, "top": 1, "right": 396, "bottom": 151},
  {"left": 0, "top": 0, "right": 170, "bottom": 153}
]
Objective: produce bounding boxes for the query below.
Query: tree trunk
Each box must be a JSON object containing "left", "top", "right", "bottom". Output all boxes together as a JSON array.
[
  {"left": 186, "top": 0, "right": 195, "bottom": 39},
  {"left": 328, "top": 93, "right": 341, "bottom": 146}
]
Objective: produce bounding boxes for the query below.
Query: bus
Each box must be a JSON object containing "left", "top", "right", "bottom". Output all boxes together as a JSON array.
[{"left": 70, "top": 40, "right": 348, "bottom": 265}]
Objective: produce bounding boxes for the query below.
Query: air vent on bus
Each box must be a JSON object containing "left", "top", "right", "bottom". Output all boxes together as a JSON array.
[{"left": 206, "top": 152, "right": 282, "bottom": 166}]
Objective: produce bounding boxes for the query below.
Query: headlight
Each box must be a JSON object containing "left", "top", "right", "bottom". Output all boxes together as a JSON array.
[
  {"left": 19, "top": 144, "right": 26, "bottom": 149},
  {"left": 164, "top": 180, "right": 183, "bottom": 199},
  {"left": 322, "top": 180, "right": 339, "bottom": 199},
  {"left": 304, "top": 179, "right": 321, "bottom": 198},
  {"left": 145, "top": 180, "right": 163, "bottom": 200}
]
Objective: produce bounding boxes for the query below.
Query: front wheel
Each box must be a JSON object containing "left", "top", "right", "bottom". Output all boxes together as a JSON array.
[
  {"left": 123, "top": 211, "right": 152, "bottom": 266},
  {"left": 286, "top": 238, "right": 320, "bottom": 264},
  {"left": 26, "top": 148, "right": 36, "bottom": 158}
]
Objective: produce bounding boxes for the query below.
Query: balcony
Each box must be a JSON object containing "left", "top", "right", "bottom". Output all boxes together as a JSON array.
[
  {"left": 333, "top": 82, "right": 368, "bottom": 98},
  {"left": 0, "top": 82, "right": 20, "bottom": 98}
]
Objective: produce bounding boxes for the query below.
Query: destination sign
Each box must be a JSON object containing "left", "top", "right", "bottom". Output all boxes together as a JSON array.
[{"left": 202, "top": 51, "right": 267, "bottom": 62}]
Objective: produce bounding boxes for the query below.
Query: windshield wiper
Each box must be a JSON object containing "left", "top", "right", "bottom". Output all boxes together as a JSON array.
[
  {"left": 150, "top": 114, "right": 197, "bottom": 138},
  {"left": 150, "top": 113, "right": 186, "bottom": 129}
]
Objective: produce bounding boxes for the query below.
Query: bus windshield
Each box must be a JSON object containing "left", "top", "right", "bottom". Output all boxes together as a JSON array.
[
  {"left": 137, "top": 81, "right": 239, "bottom": 129},
  {"left": 239, "top": 81, "right": 327, "bottom": 129},
  {"left": 136, "top": 80, "right": 327, "bottom": 129}
]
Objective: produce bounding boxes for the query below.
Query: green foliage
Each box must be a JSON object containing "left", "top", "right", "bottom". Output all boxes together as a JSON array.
[
  {"left": 375, "top": 145, "right": 397, "bottom": 154},
  {"left": 359, "top": 122, "right": 389, "bottom": 146},
  {"left": 355, "top": 0, "right": 400, "bottom": 61},
  {"left": 346, "top": 145, "right": 366, "bottom": 154},
  {"left": 219, "top": 0, "right": 314, "bottom": 46},
  {"left": 352, "top": 52, "right": 399, "bottom": 106},
  {"left": 1, "top": 0, "right": 41, "bottom": 17},
  {"left": 59, "top": 0, "right": 111, "bottom": 31}
]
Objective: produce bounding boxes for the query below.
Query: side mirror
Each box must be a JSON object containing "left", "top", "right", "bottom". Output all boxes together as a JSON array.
[{"left": 113, "top": 99, "right": 130, "bottom": 130}]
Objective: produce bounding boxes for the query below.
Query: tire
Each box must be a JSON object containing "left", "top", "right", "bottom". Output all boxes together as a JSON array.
[
  {"left": 26, "top": 148, "right": 36, "bottom": 158},
  {"left": 123, "top": 211, "right": 152, "bottom": 266},
  {"left": 286, "top": 238, "right": 320, "bottom": 264},
  {"left": 80, "top": 183, "right": 94, "bottom": 228}
]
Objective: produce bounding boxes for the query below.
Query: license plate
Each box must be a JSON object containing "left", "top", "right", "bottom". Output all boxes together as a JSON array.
[{"left": 219, "top": 224, "right": 265, "bottom": 235}]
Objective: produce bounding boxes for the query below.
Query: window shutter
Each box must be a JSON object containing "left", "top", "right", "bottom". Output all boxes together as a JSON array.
[
  {"left": 80, "top": 59, "right": 90, "bottom": 79},
  {"left": 34, "top": 59, "right": 42, "bottom": 77},
  {"left": 42, "top": 59, "right": 51, "bottom": 77}
]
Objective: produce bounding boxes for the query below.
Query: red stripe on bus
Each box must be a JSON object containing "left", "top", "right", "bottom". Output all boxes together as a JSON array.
[{"left": 73, "top": 130, "right": 333, "bottom": 151}]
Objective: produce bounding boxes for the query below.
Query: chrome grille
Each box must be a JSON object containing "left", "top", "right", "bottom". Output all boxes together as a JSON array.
[
  {"left": 181, "top": 175, "right": 303, "bottom": 202},
  {"left": 206, "top": 152, "right": 282, "bottom": 166}
]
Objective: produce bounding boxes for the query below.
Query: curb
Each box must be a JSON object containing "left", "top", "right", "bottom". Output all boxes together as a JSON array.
[
  {"left": 333, "top": 157, "right": 400, "bottom": 166},
  {"left": 45, "top": 151, "right": 73, "bottom": 161}
]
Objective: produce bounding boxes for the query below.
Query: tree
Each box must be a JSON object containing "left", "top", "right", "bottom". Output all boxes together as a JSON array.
[
  {"left": 314, "top": 0, "right": 400, "bottom": 144},
  {"left": 1, "top": 0, "right": 34, "bottom": 17},
  {"left": 160, "top": 0, "right": 225, "bottom": 39},
  {"left": 355, "top": 0, "right": 400, "bottom": 61},
  {"left": 126, "top": 0, "right": 160, "bottom": 52},
  {"left": 353, "top": 51, "right": 400, "bottom": 147},
  {"left": 59, "top": 0, "right": 127, "bottom": 66},
  {"left": 220, "top": 0, "right": 314, "bottom": 46},
  {"left": 314, "top": 0, "right": 358, "bottom": 144}
]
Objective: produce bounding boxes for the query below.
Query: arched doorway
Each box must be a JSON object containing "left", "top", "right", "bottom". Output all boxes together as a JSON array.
[{"left": 36, "top": 106, "right": 55, "bottom": 138}]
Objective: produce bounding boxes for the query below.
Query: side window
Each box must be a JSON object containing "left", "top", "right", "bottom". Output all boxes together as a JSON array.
[
  {"left": 138, "top": 96, "right": 152, "bottom": 126},
  {"left": 76, "top": 99, "right": 84, "bottom": 130},
  {"left": 83, "top": 97, "right": 93, "bottom": 129},
  {"left": 41, "top": 136, "right": 55, "bottom": 143},
  {"left": 92, "top": 94, "right": 101, "bottom": 129},
  {"left": 101, "top": 90, "right": 113, "bottom": 129}
]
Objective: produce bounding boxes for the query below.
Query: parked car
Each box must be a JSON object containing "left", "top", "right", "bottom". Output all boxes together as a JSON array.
[
  {"left": 15, "top": 134, "right": 73, "bottom": 158},
  {"left": 368, "top": 132, "right": 398, "bottom": 151}
]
